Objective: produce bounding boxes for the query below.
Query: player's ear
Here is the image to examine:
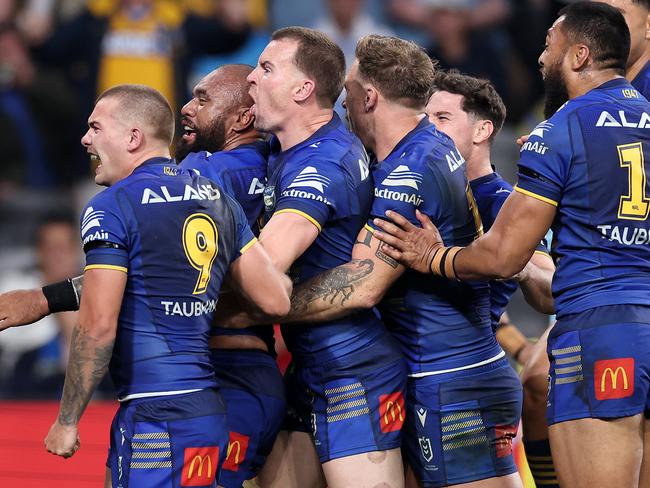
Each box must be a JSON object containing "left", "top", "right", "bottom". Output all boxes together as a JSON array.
[
  {"left": 645, "top": 11, "right": 650, "bottom": 41},
  {"left": 473, "top": 119, "right": 493, "bottom": 145},
  {"left": 294, "top": 79, "right": 316, "bottom": 103},
  {"left": 364, "top": 85, "right": 378, "bottom": 112},
  {"left": 232, "top": 106, "right": 255, "bottom": 133},
  {"left": 127, "top": 127, "right": 144, "bottom": 152},
  {"left": 570, "top": 43, "right": 590, "bottom": 71}
]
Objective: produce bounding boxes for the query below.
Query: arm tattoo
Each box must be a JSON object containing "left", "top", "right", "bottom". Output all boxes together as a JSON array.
[
  {"left": 291, "top": 259, "right": 374, "bottom": 314},
  {"left": 58, "top": 326, "right": 114, "bottom": 426},
  {"left": 375, "top": 242, "right": 399, "bottom": 268},
  {"left": 354, "top": 229, "right": 373, "bottom": 248}
]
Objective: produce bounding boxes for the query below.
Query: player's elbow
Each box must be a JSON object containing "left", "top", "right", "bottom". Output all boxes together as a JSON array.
[{"left": 491, "top": 254, "right": 528, "bottom": 281}]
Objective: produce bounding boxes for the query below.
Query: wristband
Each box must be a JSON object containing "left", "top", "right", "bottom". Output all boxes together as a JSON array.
[
  {"left": 42, "top": 278, "right": 80, "bottom": 313},
  {"left": 429, "top": 246, "right": 463, "bottom": 279}
]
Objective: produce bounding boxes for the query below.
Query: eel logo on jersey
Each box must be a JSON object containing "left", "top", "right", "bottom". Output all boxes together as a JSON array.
[
  {"left": 288, "top": 166, "right": 331, "bottom": 193},
  {"left": 381, "top": 165, "right": 423, "bottom": 190},
  {"left": 81, "top": 207, "right": 105, "bottom": 237},
  {"left": 181, "top": 447, "right": 219, "bottom": 486},
  {"left": 529, "top": 121, "right": 554, "bottom": 138},
  {"left": 419, "top": 436, "right": 433, "bottom": 462},
  {"left": 594, "top": 358, "right": 634, "bottom": 400},
  {"left": 379, "top": 392, "right": 405, "bottom": 433},
  {"left": 248, "top": 177, "right": 266, "bottom": 195},
  {"left": 222, "top": 432, "right": 250, "bottom": 472}
]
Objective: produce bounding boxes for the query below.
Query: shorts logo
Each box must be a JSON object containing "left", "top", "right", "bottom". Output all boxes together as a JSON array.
[
  {"left": 222, "top": 432, "right": 249, "bottom": 472},
  {"left": 594, "top": 358, "right": 634, "bottom": 401},
  {"left": 419, "top": 436, "right": 433, "bottom": 462},
  {"left": 181, "top": 447, "right": 219, "bottom": 486},
  {"left": 494, "top": 425, "right": 517, "bottom": 458},
  {"left": 379, "top": 392, "right": 405, "bottom": 433}
]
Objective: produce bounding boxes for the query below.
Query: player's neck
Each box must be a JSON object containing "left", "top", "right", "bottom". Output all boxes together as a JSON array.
[
  {"left": 133, "top": 147, "right": 172, "bottom": 168},
  {"left": 373, "top": 110, "right": 425, "bottom": 161},
  {"left": 466, "top": 156, "right": 493, "bottom": 181},
  {"left": 626, "top": 50, "right": 650, "bottom": 84},
  {"left": 275, "top": 108, "right": 333, "bottom": 151},
  {"left": 222, "top": 130, "right": 263, "bottom": 151},
  {"left": 568, "top": 69, "right": 624, "bottom": 100}
]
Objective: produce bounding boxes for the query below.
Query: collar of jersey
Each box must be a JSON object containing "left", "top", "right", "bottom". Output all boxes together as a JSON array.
[
  {"left": 632, "top": 60, "right": 650, "bottom": 88},
  {"left": 470, "top": 170, "right": 501, "bottom": 187},
  {"left": 592, "top": 76, "right": 632, "bottom": 93},
  {"left": 133, "top": 156, "right": 176, "bottom": 174}
]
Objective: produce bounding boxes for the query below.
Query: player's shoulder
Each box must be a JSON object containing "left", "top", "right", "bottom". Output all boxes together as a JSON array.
[{"left": 470, "top": 171, "right": 513, "bottom": 198}]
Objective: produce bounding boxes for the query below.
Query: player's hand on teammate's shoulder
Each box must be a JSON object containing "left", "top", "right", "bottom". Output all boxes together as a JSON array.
[
  {"left": 44, "top": 421, "right": 80, "bottom": 459},
  {"left": 0, "top": 288, "right": 50, "bottom": 330},
  {"left": 516, "top": 134, "right": 529, "bottom": 147},
  {"left": 373, "top": 209, "right": 444, "bottom": 274}
]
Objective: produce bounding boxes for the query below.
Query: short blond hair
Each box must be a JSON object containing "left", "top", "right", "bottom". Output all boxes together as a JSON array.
[
  {"left": 97, "top": 84, "right": 175, "bottom": 144},
  {"left": 355, "top": 35, "right": 435, "bottom": 109}
]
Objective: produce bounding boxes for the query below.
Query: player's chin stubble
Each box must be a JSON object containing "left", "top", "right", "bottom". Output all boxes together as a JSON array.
[{"left": 543, "top": 63, "right": 569, "bottom": 119}]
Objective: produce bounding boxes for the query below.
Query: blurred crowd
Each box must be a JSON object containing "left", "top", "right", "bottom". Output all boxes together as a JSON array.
[{"left": 0, "top": 0, "right": 566, "bottom": 398}]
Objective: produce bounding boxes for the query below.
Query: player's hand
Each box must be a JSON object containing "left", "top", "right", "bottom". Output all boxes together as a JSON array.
[
  {"left": 516, "top": 134, "right": 529, "bottom": 147},
  {"left": 0, "top": 288, "right": 50, "bottom": 330},
  {"left": 45, "top": 421, "right": 80, "bottom": 458},
  {"left": 372, "top": 209, "right": 444, "bottom": 274}
]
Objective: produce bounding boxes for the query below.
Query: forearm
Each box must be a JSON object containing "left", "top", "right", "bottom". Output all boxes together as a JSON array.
[
  {"left": 283, "top": 259, "right": 376, "bottom": 324},
  {"left": 518, "top": 254, "right": 555, "bottom": 314},
  {"left": 58, "top": 324, "right": 114, "bottom": 426},
  {"left": 455, "top": 233, "right": 532, "bottom": 281}
]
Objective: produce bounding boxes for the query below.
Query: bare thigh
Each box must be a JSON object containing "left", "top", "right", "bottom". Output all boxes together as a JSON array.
[
  {"left": 549, "top": 415, "right": 644, "bottom": 488},
  {"left": 257, "top": 430, "right": 325, "bottom": 488},
  {"left": 322, "top": 447, "right": 404, "bottom": 488},
  {"left": 639, "top": 417, "right": 650, "bottom": 488},
  {"left": 404, "top": 464, "right": 521, "bottom": 488},
  {"left": 520, "top": 324, "right": 552, "bottom": 441},
  {"left": 105, "top": 467, "right": 112, "bottom": 488}
]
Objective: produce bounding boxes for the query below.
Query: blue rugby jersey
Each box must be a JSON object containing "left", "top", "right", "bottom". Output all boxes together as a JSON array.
[
  {"left": 632, "top": 60, "right": 650, "bottom": 100},
  {"left": 264, "top": 114, "right": 387, "bottom": 365},
  {"left": 367, "top": 118, "right": 500, "bottom": 375},
  {"left": 470, "top": 172, "right": 549, "bottom": 330},
  {"left": 516, "top": 78, "right": 650, "bottom": 317},
  {"left": 80, "top": 157, "right": 256, "bottom": 400},
  {"left": 180, "top": 140, "right": 269, "bottom": 233},
  {"left": 179, "top": 142, "right": 275, "bottom": 351}
]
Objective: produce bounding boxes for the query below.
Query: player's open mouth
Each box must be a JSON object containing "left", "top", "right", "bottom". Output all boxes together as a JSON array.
[
  {"left": 90, "top": 153, "right": 101, "bottom": 164},
  {"left": 182, "top": 124, "right": 197, "bottom": 144}
]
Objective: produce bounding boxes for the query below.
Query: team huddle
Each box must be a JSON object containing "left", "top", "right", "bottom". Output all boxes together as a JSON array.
[{"left": 0, "top": 1, "right": 649, "bottom": 488}]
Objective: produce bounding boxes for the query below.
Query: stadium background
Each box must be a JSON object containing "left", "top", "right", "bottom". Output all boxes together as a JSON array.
[{"left": 0, "top": 0, "right": 570, "bottom": 485}]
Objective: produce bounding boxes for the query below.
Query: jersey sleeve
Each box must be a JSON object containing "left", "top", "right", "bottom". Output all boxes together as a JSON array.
[
  {"left": 180, "top": 151, "right": 234, "bottom": 195},
  {"left": 515, "top": 119, "right": 572, "bottom": 207},
  {"left": 274, "top": 157, "right": 346, "bottom": 231},
  {"left": 367, "top": 158, "right": 441, "bottom": 231},
  {"left": 80, "top": 191, "right": 129, "bottom": 273},
  {"left": 226, "top": 193, "right": 257, "bottom": 259}
]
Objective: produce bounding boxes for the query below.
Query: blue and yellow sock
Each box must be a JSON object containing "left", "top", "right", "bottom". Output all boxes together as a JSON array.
[{"left": 524, "top": 438, "right": 559, "bottom": 487}]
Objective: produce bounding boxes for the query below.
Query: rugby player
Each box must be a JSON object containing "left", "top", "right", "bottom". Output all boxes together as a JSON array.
[
  {"left": 42, "top": 84, "right": 292, "bottom": 488},
  {"left": 219, "top": 27, "right": 408, "bottom": 488},
  {"left": 373, "top": 3, "right": 650, "bottom": 487},
  {"left": 0, "top": 64, "right": 284, "bottom": 488},
  {"left": 272, "top": 35, "right": 523, "bottom": 488},
  {"left": 425, "top": 71, "right": 557, "bottom": 486},
  {"left": 514, "top": 2, "right": 650, "bottom": 484}
]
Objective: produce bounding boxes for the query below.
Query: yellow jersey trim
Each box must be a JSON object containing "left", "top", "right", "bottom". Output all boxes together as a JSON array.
[
  {"left": 85, "top": 264, "right": 128, "bottom": 273},
  {"left": 275, "top": 209, "right": 322, "bottom": 232},
  {"left": 534, "top": 249, "right": 553, "bottom": 260},
  {"left": 240, "top": 237, "right": 258, "bottom": 254},
  {"left": 514, "top": 186, "right": 558, "bottom": 207}
]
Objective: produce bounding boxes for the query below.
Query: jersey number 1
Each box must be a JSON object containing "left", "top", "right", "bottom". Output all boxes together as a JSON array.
[
  {"left": 618, "top": 142, "right": 649, "bottom": 221},
  {"left": 183, "top": 213, "right": 219, "bottom": 294}
]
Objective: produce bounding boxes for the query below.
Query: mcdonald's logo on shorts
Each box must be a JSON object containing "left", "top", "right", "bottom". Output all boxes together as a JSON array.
[
  {"left": 181, "top": 446, "right": 219, "bottom": 486},
  {"left": 378, "top": 392, "right": 405, "bottom": 433},
  {"left": 222, "top": 432, "right": 250, "bottom": 472},
  {"left": 594, "top": 358, "right": 634, "bottom": 401}
]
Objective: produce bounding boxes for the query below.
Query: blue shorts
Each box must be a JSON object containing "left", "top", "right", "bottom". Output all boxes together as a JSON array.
[
  {"left": 107, "top": 388, "right": 227, "bottom": 488},
  {"left": 211, "top": 349, "right": 285, "bottom": 488},
  {"left": 403, "top": 357, "right": 522, "bottom": 488},
  {"left": 284, "top": 332, "right": 407, "bottom": 462},
  {"left": 547, "top": 304, "right": 650, "bottom": 425}
]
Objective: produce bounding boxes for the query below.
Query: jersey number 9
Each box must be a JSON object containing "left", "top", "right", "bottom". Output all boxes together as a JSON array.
[{"left": 183, "top": 213, "right": 219, "bottom": 294}]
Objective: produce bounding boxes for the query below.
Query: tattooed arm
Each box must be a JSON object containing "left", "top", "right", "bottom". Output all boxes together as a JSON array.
[
  {"left": 281, "top": 226, "right": 406, "bottom": 324},
  {"left": 45, "top": 268, "right": 125, "bottom": 458}
]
